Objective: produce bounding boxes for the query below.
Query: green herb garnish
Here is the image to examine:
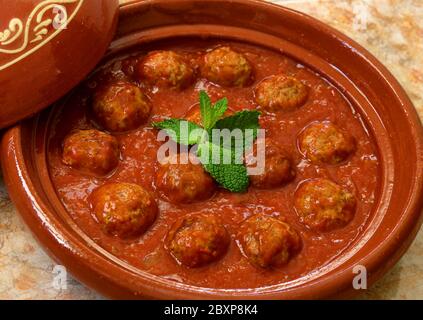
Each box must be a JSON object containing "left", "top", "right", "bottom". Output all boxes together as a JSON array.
[{"left": 152, "top": 91, "right": 260, "bottom": 193}]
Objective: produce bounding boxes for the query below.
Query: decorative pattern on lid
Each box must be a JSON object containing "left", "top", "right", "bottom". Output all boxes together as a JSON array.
[{"left": 0, "top": 0, "right": 84, "bottom": 71}]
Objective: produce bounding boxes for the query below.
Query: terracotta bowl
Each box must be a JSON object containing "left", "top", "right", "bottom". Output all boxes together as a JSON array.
[
  {"left": 0, "top": 0, "right": 119, "bottom": 129},
  {"left": 2, "top": 0, "right": 423, "bottom": 299}
]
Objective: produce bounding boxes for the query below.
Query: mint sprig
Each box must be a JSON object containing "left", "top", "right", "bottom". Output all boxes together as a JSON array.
[
  {"left": 199, "top": 91, "right": 228, "bottom": 130},
  {"left": 152, "top": 90, "right": 260, "bottom": 193}
]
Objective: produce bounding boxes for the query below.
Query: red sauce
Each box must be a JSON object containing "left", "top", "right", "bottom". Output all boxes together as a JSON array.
[{"left": 47, "top": 40, "right": 380, "bottom": 289}]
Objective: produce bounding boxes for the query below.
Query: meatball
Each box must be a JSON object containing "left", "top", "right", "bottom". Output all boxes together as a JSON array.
[
  {"left": 298, "top": 121, "right": 356, "bottom": 164},
  {"left": 201, "top": 46, "right": 253, "bottom": 87},
  {"left": 92, "top": 81, "right": 151, "bottom": 132},
  {"left": 156, "top": 153, "right": 216, "bottom": 204},
  {"left": 90, "top": 183, "right": 158, "bottom": 238},
  {"left": 238, "top": 214, "right": 301, "bottom": 268},
  {"left": 254, "top": 74, "right": 309, "bottom": 112},
  {"left": 294, "top": 178, "right": 356, "bottom": 231},
  {"left": 137, "top": 51, "right": 194, "bottom": 89},
  {"left": 166, "top": 213, "right": 230, "bottom": 268},
  {"left": 245, "top": 142, "right": 295, "bottom": 189},
  {"left": 62, "top": 129, "right": 119, "bottom": 176}
]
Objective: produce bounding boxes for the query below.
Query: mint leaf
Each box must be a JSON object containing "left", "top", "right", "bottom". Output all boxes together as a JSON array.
[
  {"left": 212, "top": 97, "right": 229, "bottom": 123},
  {"left": 152, "top": 119, "right": 204, "bottom": 145},
  {"left": 199, "top": 90, "right": 228, "bottom": 129},
  {"left": 197, "top": 141, "right": 249, "bottom": 193},
  {"left": 204, "top": 162, "right": 249, "bottom": 193},
  {"left": 214, "top": 110, "right": 261, "bottom": 132},
  {"left": 151, "top": 92, "right": 261, "bottom": 193},
  {"left": 213, "top": 110, "right": 261, "bottom": 153}
]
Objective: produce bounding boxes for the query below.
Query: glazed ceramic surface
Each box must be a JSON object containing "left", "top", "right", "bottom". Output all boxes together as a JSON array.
[
  {"left": 0, "top": 0, "right": 119, "bottom": 129},
  {"left": 1, "top": 0, "right": 422, "bottom": 299}
]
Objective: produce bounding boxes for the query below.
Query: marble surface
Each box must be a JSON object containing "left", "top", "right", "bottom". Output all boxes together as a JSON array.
[{"left": 0, "top": 0, "right": 422, "bottom": 300}]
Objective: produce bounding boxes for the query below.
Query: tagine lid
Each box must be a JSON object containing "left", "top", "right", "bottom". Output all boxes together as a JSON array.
[{"left": 0, "top": 0, "right": 120, "bottom": 129}]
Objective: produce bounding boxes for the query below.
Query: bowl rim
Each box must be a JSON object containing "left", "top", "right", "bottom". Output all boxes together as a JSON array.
[{"left": 1, "top": 0, "right": 423, "bottom": 299}]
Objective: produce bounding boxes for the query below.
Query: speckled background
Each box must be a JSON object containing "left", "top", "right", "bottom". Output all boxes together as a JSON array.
[{"left": 0, "top": 0, "right": 422, "bottom": 299}]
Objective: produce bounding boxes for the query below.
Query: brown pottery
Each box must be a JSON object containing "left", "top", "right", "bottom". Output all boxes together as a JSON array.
[{"left": 1, "top": 0, "right": 422, "bottom": 299}]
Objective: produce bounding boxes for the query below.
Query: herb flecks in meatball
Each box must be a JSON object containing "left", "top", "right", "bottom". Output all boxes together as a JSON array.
[
  {"left": 62, "top": 129, "right": 119, "bottom": 176},
  {"left": 166, "top": 213, "right": 230, "bottom": 268},
  {"left": 294, "top": 178, "right": 356, "bottom": 231},
  {"left": 201, "top": 46, "right": 253, "bottom": 87},
  {"left": 138, "top": 51, "right": 195, "bottom": 89},
  {"left": 90, "top": 183, "right": 158, "bottom": 238},
  {"left": 299, "top": 121, "right": 356, "bottom": 165},
  {"left": 246, "top": 141, "right": 295, "bottom": 189},
  {"left": 254, "top": 74, "right": 309, "bottom": 112},
  {"left": 156, "top": 153, "right": 216, "bottom": 204},
  {"left": 93, "top": 81, "right": 151, "bottom": 132},
  {"left": 238, "top": 214, "right": 301, "bottom": 268}
]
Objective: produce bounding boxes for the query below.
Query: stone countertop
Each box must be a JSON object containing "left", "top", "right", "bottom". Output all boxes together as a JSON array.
[{"left": 0, "top": 0, "right": 422, "bottom": 299}]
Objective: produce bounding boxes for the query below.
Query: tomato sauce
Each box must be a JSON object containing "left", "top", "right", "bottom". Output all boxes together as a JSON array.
[{"left": 47, "top": 40, "right": 380, "bottom": 289}]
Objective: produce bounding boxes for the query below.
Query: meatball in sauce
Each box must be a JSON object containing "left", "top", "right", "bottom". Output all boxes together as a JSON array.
[
  {"left": 156, "top": 153, "right": 216, "bottom": 204},
  {"left": 166, "top": 213, "right": 230, "bottom": 268},
  {"left": 200, "top": 46, "right": 253, "bottom": 87},
  {"left": 137, "top": 50, "right": 195, "bottom": 89},
  {"left": 62, "top": 129, "right": 119, "bottom": 177},
  {"left": 255, "top": 74, "right": 309, "bottom": 112},
  {"left": 92, "top": 80, "right": 151, "bottom": 133},
  {"left": 238, "top": 214, "right": 301, "bottom": 269},
  {"left": 298, "top": 121, "right": 356, "bottom": 165},
  {"left": 49, "top": 40, "right": 380, "bottom": 289},
  {"left": 294, "top": 178, "right": 357, "bottom": 232},
  {"left": 90, "top": 183, "right": 158, "bottom": 238},
  {"left": 246, "top": 140, "right": 296, "bottom": 189}
]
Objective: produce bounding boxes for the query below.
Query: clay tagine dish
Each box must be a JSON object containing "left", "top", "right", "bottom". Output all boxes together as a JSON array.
[{"left": 1, "top": 0, "right": 422, "bottom": 299}]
